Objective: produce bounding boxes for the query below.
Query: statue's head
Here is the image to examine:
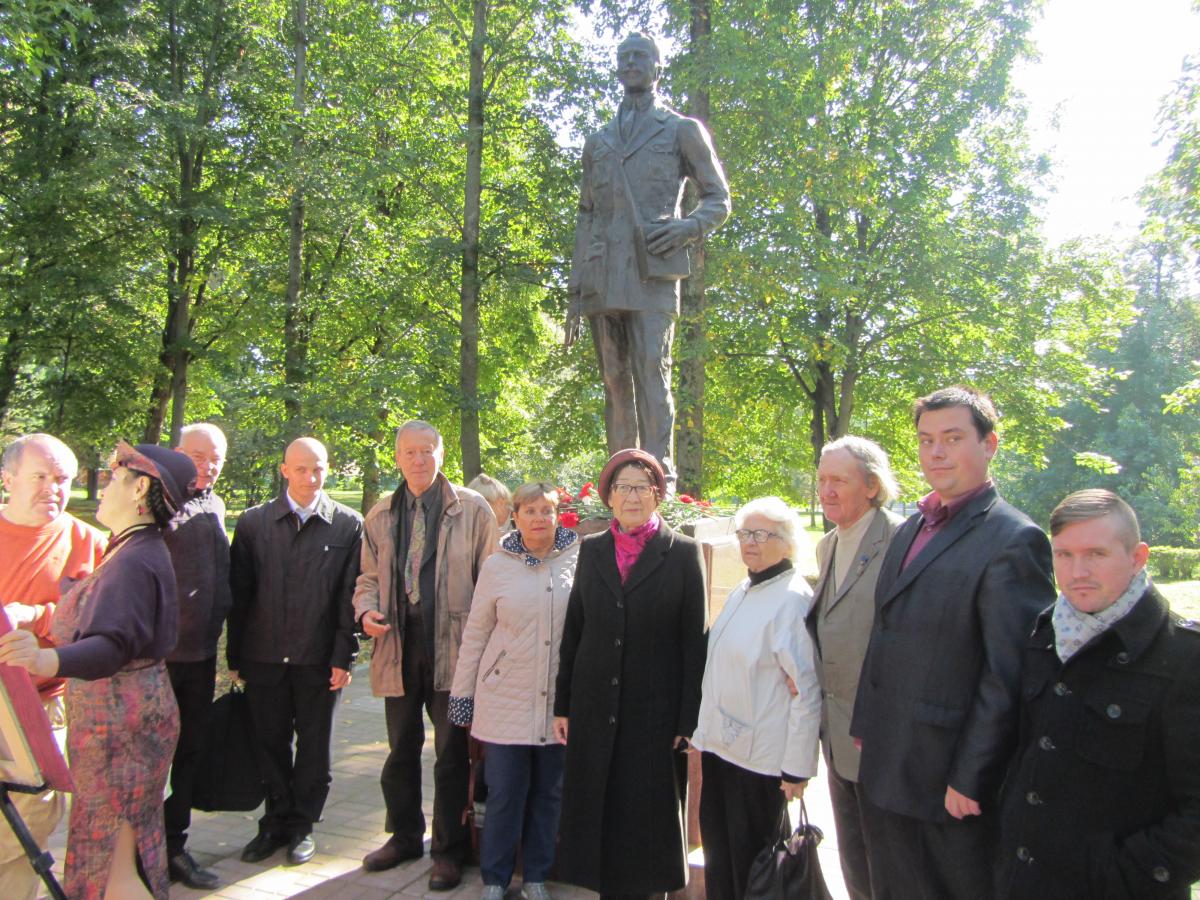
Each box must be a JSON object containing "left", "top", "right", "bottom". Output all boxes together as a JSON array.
[{"left": 616, "top": 32, "right": 662, "bottom": 94}]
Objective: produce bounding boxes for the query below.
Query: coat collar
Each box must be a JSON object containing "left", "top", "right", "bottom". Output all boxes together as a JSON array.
[
  {"left": 592, "top": 519, "right": 677, "bottom": 597},
  {"left": 598, "top": 97, "right": 673, "bottom": 158},
  {"left": 814, "top": 508, "right": 892, "bottom": 615},
  {"left": 1031, "top": 584, "right": 1168, "bottom": 666},
  {"left": 271, "top": 491, "right": 335, "bottom": 525},
  {"left": 389, "top": 472, "right": 462, "bottom": 520},
  {"left": 880, "top": 484, "right": 999, "bottom": 607}
]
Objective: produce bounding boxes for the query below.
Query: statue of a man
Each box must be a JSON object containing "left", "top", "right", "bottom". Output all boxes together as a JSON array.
[{"left": 565, "top": 32, "right": 731, "bottom": 485}]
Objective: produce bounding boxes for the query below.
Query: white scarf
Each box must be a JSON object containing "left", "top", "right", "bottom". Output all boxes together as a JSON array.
[{"left": 1052, "top": 569, "right": 1148, "bottom": 663}]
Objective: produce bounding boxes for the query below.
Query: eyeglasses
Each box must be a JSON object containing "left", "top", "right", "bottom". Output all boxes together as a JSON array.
[
  {"left": 735, "top": 528, "right": 781, "bottom": 544},
  {"left": 612, "top": 483, "right": 656, "bottom": 497}
]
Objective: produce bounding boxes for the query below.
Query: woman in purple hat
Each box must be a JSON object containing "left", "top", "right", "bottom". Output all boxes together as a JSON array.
[
  {"left": 0, "top": 440, "right": 195, "bottom": 900},
  {"left": 551, "top": 449, "right": 708, "bottom": 898}
]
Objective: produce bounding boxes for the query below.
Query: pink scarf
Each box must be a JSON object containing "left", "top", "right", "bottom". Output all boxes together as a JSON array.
[{"left": 611, "top": 512, "right": 661, "bottom": 583}]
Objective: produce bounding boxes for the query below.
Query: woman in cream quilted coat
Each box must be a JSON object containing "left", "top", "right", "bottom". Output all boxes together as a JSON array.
[{"left": 449, "top": 481, "right": 580, "bottom": 900}]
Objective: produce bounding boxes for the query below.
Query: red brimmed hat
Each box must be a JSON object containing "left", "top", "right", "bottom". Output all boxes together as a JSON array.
[{"left": 597, "top": 448, "right": 666, "bottom": 508}]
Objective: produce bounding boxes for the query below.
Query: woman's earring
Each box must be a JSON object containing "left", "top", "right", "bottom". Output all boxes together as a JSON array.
[{"left": 137, "top": 504, "right": 147, "bottom": 516}]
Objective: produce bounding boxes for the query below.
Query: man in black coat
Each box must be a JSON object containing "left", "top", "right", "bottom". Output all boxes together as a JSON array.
[
  {"left": 228, "top": 437, "right": 363, "bottom": 866},
  {"left": 850, "top": 386, "right": 1056, "bottom": 899},
  {"left": 997, "top": 490, "right": 1200, "bottom": 899},
  {"left": 163, "top": 423, "right": 232, "bottom": 889}
]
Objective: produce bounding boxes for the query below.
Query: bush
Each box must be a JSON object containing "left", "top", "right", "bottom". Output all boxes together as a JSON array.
[{"left": 1150, "top": 547, "right": 1200, "bottom": 581}]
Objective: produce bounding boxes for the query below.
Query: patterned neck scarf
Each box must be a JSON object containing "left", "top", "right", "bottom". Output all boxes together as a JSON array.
[
  {"left": 611, "top": 512, "right": 661, "bottom": 583},
  {"left": 1052, "top": 569, "right": 1148, "bottom": 663},
  {"left": 502, "top": 525, "right": 577, "bottom": 567}
]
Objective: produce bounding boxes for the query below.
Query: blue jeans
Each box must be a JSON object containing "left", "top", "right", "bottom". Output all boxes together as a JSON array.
[{"left": 480, "top": 742, "right": 566, "bottom": 887}]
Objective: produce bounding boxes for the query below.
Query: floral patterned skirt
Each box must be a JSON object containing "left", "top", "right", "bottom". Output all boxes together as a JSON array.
[{"left": 65, "top": 660, "right": 179, "bottom": 899}]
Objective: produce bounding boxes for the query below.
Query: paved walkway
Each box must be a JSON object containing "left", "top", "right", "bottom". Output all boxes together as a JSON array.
[{"left": 38, "top": 670, "right": 850, "bottom": 899}]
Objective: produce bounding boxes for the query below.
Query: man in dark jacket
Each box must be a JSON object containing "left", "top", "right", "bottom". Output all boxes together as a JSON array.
[
  {"left": 163, "top": 423, "right": 232, "bottom": 888},
  {"left": 229, "top": 437, "right": 363, "bottom": 866},
  {"left": 998, "top": 489, "right": 1200, "bottom": 899},
  {"left": 850, "top": 386, "right": 1056, "bottom": 899}
]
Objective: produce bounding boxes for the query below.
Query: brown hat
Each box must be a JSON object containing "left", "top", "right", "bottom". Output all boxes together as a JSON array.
[{"left": 597, "top": 449, "right": 666, "bottom": 507}]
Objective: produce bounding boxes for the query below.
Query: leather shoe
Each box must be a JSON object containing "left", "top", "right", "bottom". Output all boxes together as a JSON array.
[
  {"left": 288, "top": 834, "right": 316, "bottom": 865},
  {"left": 241, "top": 831, "right": 288, "bottom": 863},
  {"left": 362, "top": 837, "right": 423, "bottom": 872},
  {"left": 168, "top": 851, "right": 219, "bottom": 889},
  {"left": 428, "top": 857, "right": 462, "bottom": 891}
]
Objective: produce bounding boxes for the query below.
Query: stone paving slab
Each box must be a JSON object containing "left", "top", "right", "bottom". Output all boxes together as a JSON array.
[{"left": 35, "top": 668, "right": 850, "bottom": 899}]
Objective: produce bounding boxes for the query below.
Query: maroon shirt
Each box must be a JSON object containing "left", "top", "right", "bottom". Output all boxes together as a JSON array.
[{"left": 901, "top": 480, "right": 993, "bottom": 570}]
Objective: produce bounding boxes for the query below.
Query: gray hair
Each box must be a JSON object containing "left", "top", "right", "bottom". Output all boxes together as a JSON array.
[
  {"left": 395, "top": 420, "right": 443, "bottom": 452},
  {"left": 734, "top": 496, "right": 802, "bottom": 557},
  {"left": 1, "top": 434, "right": 78, "bottom": 478},
  {"left": 467, "top": 473, "right": 511, "bottom": 505},
  {"left": 820, "top": 435, "right": 899, "bottom": 508},
  {"left": 180, "top": 422, "right": 228, "bottom": 453}
]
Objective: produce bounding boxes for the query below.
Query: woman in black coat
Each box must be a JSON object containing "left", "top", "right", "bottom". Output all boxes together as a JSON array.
[{"left": 552, "top": 449, "right": 708, "bottom": 898}]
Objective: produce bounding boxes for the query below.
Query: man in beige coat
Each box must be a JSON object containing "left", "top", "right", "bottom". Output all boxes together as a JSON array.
[
  {"left": 809, "top": 436, "right": 903, "bottom": 900},
  {"left": 354, "top": 421, "right": 495, "bottom": 889}
]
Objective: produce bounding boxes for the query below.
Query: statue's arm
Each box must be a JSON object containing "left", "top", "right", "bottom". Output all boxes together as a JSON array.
[{"left": 679, "top": 117, "right": 731, "bottom": 235}]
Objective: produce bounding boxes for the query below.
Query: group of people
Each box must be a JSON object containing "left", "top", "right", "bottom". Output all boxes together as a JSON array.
[{"left": 0, "top": 383, "right": 1196, "bottom": 900}]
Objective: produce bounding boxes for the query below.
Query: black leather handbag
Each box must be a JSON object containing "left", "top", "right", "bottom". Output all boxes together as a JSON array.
[
  {"left": 744, "top": 801, "right": 834, "bottom": 900},
  {"left": 192, "top": 685, "right": 264, "bottom": 812}
]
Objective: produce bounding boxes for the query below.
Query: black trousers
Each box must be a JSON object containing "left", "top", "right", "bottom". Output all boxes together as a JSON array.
[
  {"left": 244, "top": 664, "right": 339, "bottom": 839},
  {"left": 380, "top": 622, "right": 470, "bottom": 863},
  {"left": 699, "top": 751, "right": 787, "bottom": 900},
  {"left": 163, "top": 656, "right": 217, "bottom": 856},
  {"left": 861, "top": 791, "right": 996, "bottom": 900},
  {"left": 828, "top": 765, "right": 874, "bottom": 900}
]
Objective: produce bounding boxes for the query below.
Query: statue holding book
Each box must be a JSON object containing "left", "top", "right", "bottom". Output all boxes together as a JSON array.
[{"left": 565, "top": 32, "right": 731, "bottom": 488}]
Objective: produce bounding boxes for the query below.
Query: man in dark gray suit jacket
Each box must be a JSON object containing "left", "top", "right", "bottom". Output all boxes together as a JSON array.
[
  {"left": 810, "top": 436, "right": 904, "bottom": 900},
  {"left": 850, "top": 387, "right": 1055, "bottom": 899}
]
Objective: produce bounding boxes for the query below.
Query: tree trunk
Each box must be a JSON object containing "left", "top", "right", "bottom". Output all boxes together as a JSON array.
[
  {"left": 282, "top": 0, "right": 308, "bottom": 441},
  {"left": 676, "top": 0, "right": 713, "bottom": 499},
  {"left": 458, "top": 0, "right": 487, "bottom": 482},
  {"left": 362, "top": 405, "right": 389, "bottom": 513},
  {"left": 0, "top": 308, "right": 31, "bottom": 426}
]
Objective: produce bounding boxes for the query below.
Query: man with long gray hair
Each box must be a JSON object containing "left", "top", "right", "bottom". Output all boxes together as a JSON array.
[{"left": 809, "top": 436, "right": 903, "bottom": 899}]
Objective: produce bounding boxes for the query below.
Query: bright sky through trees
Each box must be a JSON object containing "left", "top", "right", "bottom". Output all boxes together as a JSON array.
[{"left": 1013, "top": 0, "right": 1200, "bottom": 246}]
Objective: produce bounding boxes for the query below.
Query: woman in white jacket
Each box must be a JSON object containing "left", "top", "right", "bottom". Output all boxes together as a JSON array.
[
  {"left": 449, "top": 482, "right": 580, "bottom": 900},
  {"left": 691, "top": 496, "right": 822, "bottom": 900}
]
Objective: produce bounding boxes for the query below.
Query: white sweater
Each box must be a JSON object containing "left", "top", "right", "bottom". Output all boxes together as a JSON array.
[{"left": 691, "top": 568, "right": 822, "bottom": 779}]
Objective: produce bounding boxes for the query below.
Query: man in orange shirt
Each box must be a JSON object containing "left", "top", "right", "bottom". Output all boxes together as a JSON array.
[{"left": 0, "top": 433, "right": 105, "bottom": 900}]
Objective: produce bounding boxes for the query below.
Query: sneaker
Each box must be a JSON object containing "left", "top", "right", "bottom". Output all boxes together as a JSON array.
[
  {"left": 481, "top": 885, "right": 506, "bottom": 900},
  {"left": 521, "top": 883, "right": 552, "bottom": 900}
]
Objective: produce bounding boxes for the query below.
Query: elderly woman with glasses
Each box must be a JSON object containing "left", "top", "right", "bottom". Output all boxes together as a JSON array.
[
  {"left": 690, "top": 496, "right": 822, "bottom": 900},
  {"left": 552, "top": 449, "right": 707, "bottom": 899}
]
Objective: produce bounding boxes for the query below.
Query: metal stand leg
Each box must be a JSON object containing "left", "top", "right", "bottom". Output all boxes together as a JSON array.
[{"left": 0, "top": 782, "right": 68, "bottom": 900}]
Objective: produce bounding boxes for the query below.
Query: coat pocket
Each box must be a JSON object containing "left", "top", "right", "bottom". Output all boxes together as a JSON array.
[
  {"left": 579, "top": 240, "right": 606, "bottom": 300},
  {"left": 1076, "top": 693, "right": 1151, "bottom": 771},
  {"left": 481, "top": 649, "right": 508, "bottom": 686},
  {"left": 912, "top": 700, "right": 967, "bottom": 730}
]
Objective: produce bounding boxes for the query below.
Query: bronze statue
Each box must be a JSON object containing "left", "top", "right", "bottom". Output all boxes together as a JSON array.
[{"left": 566, "top": 32, "right": 731, "bottom": 486}]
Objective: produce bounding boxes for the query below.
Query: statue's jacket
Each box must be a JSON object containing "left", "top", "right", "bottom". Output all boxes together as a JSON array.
[{"left": 570, "top": 97, "right": 730, "bottom": 316}]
